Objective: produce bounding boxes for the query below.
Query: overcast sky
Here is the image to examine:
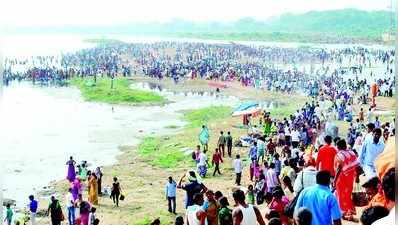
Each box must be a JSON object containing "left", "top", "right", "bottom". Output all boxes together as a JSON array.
[{"left": 0, "top": 0, "right": 392, "bottom": 27}]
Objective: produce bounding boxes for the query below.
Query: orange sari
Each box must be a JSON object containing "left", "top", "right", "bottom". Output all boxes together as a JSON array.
[
  {"left": 334, "top": 150, "right": 358, "bottom": 215},
  {"left": 88, "top": 176, "right": 99, "bottom": 205}
]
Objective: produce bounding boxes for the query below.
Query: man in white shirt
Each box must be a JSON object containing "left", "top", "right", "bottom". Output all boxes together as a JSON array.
[
  {"left": 65, "top": 188, "right": 75, "bottom": 225},
  {"left": 359, "top": 128, "right": 384, "bottom": 179},
  {"left": 233, "top": 154, "right": 243, "bottom": 186},
  {"left": 293, "top": 161, "right": 317, "bottom": 195},
  {"left": 291, "top": 128, "right": 300, "bottom": 149}
]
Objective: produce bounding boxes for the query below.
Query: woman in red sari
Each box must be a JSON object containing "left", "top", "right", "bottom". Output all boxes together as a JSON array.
[{"left": 333, "top": 139, "right": 359, "bottom": 222}]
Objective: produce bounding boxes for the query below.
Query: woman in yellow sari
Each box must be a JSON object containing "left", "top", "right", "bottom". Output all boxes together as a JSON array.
[{"left": 88, "top": 173, "right": 99, "bottom": 205}]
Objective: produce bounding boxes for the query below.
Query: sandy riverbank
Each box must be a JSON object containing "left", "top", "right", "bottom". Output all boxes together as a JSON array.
[{"left": 34, "top": 77, "right": 394, "bottom": 225}]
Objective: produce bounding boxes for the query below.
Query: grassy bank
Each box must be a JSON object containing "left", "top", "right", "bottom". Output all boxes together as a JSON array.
[
  {"left": 38, "top": 85, "right": 310, "bottom": 225},
  {"left": 137, "top": 106, "right": 232, "bottom": 168},
  {"left": 71, "top": 77, "right": 165, "bottom": 104}
]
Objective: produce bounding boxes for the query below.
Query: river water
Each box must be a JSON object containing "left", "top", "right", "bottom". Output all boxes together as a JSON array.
[{"left": 0, "top": 81, "right": 239, "bottom": 207}]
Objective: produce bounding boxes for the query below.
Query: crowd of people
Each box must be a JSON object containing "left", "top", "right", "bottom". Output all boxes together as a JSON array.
[
  {"left": 3, "top": 41, "right": 395, "bottom": 225},
  {"left": 168, "top": 97, "right": 394, "bottom": 225},
  {"left": 3, "top": 42, "right": 395, "bottom": 99},
  {"left": 8, "top": 157, "right": 124, "bottom": 225}
]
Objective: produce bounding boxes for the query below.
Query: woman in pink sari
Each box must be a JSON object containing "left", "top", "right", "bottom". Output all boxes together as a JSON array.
[
  {"left": 79, "top": 200, "right": 91, "bottom": 225},
  {"left": 71, "top": 177, "right": 82, "bottom": 201},
  {"left": 334, "top": 139, "right": 359, "bottom": 222}
]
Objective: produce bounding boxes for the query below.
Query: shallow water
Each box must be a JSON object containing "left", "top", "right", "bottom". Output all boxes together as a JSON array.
[
  {"left": 132, "top": 81, "right": 286, "bottom": 109},
  {"left": 0, "top": 82, "right": 239, "bottom": 207}
]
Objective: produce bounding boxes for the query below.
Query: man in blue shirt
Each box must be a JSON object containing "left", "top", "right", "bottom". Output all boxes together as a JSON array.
[
  {"left": 28, "top": 195, "right": 38, "bottom": 225},
  {"left": 359, "top": 128, "right": 385, "bottom": 178},
  {"left": 165, "top": 176, "right": 177, "bottom": 214},
  {"left": 295, "top": 170, "right": 342, "bottom": 225}
]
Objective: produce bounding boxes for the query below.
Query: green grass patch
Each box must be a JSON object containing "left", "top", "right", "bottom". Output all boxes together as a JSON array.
[
  {"left": 71, "top": 77, "right": 165, "bottom": 104},
  {"left": 137, "top": 136, "right": 187, "bottom": 168},
  {"left": 269, "top": 105, "right": 297, "bottom": 119},
  {"left": 182, "top": 106, "right": 232, "bottom": 128},
  {"left": 131, "top": 218, "right": 151, "bottom": 225},
  {"left": 138, "top": 106, "right": 232, "bottom": 168},
  {"left": 131, "top": 211, "right": 175, "bottom": 225},
  {"left": 164, "top": 125, "right": 180, "bottom": 129}
]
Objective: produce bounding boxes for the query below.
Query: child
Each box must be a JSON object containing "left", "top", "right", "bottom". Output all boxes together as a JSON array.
[
  {"left": 88, "top": 207, "right": 97, "bottom": 225},
  {"left": 246, "top": 185, "right": 255, "bottom": 205},
  {"left": 4, "top": 204, "right": 13, "bottom": 225}
]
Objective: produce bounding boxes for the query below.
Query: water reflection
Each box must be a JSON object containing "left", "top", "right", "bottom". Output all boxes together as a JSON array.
[{"left": 0, "top": 82, "right": 238, "bottom": 206}]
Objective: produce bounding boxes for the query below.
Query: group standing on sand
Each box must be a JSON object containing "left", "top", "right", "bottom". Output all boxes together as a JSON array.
[
  {"left": 4, "top": 41, "right": 395, "bottom": 225},
  {"left": 22, "top": 156, "right": 120, "bottom": 225}
]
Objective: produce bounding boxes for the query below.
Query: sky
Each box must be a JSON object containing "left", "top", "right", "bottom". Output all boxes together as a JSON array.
[{"left": 0, "top": 0, "right": 392, "bottom": 27}]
